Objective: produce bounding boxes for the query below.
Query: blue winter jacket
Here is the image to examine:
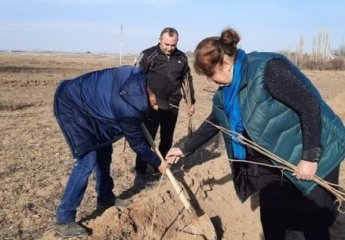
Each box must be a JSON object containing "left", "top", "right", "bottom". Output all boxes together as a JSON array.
[{"left": 54, "top": 66, "right": 160, "bottom": 167}]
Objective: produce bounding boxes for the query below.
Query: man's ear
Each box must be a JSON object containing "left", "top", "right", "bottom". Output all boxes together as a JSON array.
[
  {"left": 147, "top": 87, "right": 154, "bottom": 98},
  {"left": 147, "top": 87, "right": 158, "bottom": 110}
]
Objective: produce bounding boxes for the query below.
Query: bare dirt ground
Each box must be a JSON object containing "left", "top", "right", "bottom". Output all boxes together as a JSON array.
[{"left": 0, "top": 52, "right": 344, "bottom": 240}]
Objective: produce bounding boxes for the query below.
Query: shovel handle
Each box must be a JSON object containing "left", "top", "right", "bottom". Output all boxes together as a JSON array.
[
  {"left": 165, "top": 168, "right": 191, "bottom": 210},
  {"left": 141, "top": 123, "right": 191, "bottom": 211}
]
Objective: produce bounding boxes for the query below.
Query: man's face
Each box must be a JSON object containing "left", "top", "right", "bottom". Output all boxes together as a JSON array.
[{"left": 159, "top": 33, "right": 178, "bottom": 55}]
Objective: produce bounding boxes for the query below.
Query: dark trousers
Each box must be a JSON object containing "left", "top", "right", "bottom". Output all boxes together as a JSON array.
[
  {"left": 135, "top": 109, "right": 178, "bottom": 174},
  {"left": 259, "top": 166, "right": 340, "bottom": 240}
]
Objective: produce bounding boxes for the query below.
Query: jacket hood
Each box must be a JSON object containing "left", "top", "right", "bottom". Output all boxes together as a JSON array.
[{"left": 117, "top": 66, "right": 150, "bottom": 118}]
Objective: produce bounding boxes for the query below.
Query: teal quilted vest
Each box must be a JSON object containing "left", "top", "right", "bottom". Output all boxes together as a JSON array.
[{"left": 212, "top": 52, "right": 345, "bottom": 195}]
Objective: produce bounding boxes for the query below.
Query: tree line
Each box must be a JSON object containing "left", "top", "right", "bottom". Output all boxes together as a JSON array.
[
  {"left": 282, "top": 30, "right": 344, "bottom": 70},
  {"left": 186, "top": 30, "right": 345, "bottom": 71}
]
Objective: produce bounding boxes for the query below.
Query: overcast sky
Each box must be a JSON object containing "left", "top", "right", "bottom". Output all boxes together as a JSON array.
[{"left": 1, "top": 0, "right": 344, "bottom": 54}]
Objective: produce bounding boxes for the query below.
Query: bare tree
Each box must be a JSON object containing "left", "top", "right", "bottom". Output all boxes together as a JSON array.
[
  {"left": 295, "top": 35, "right": 304, "bottom": 67},
  {"left": 334, "top": 39, "right": 345, "bottom": 56},
  {"left": 312, "top": 30, "right": 331, "bottom": 69}
]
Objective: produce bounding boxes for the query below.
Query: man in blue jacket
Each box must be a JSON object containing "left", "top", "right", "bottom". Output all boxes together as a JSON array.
[{"left": 53, "top": 65, "right": 168, "bottom": 237}]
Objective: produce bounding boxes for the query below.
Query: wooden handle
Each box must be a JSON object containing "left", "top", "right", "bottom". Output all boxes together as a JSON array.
[
  {"left": 165, "top": 168, "right": 191, "bottom": 210},
  {"left": 151, "top": 142, "right": 191, "bottom": 210},
  {"left": 141, "top": 123, "right": 191, "bottom": 210}
]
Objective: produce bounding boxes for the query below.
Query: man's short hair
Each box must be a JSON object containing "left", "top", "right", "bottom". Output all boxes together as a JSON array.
[{"left": 160, "top": 27, "right": 179, "bottom": 38}]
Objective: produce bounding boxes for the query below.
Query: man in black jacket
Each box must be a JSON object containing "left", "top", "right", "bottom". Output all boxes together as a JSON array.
[{"left": 134, "top": 27, "right": 196, "bottom": 180}]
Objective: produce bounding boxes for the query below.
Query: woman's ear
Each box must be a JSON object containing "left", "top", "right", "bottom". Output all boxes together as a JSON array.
[{"left": 223, "top": 55, "right": 233, "bottom": 66}]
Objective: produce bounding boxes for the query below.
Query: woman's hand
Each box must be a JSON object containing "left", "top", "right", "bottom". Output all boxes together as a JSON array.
[
  {"left": 165, "top": 147, "right": 184, "bottom": 164},
  {"left": 157, "top": 160, "right": 169, "bottom": 173},
  {"left": 294, "top": 160, "right": 318, "bottom": 181}
]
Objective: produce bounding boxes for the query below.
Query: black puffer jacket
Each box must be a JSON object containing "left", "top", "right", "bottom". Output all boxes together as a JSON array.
[{"left": 135, "top": 44, "right": 195, "bottom": 106}]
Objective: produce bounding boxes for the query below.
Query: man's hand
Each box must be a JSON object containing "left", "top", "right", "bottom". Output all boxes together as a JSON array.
[
  {"left": 166, "top": 147, "right": 184, "bottom": 164},
  {"left": 157, "top": 160, "right": 169, "bottom": 173},
  {"left": 188, "top": 104, "right": 195, "bottom": 116},
  {"left": 294, "top": 160, "right": 318, "bottom": 181}
]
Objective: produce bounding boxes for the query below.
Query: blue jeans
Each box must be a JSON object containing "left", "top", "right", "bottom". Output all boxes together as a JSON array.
[{"left": 56, "top": 145, "right": 115, "bottom": 224}]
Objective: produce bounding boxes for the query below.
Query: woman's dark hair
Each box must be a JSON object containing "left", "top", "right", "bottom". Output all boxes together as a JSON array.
[{"left": 194, "top": 28, "right": 240, "bottom": 77}]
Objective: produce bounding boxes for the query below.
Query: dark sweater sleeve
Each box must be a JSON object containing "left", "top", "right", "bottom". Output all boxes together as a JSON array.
[
  {"left": 264, "top": 58, "right": 322, "bottom": 162},
  {"left": 180, "top": 113, "right": 219, "bottom": 156},
  {"left": 184, "top": 64, "right": 196, "bottom": 104}
]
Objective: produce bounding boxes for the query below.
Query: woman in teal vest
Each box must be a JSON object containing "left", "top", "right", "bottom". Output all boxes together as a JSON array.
[{"left": 166, "top": 28, "right": 345, "bottom": 240}]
